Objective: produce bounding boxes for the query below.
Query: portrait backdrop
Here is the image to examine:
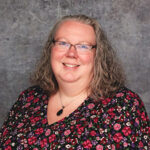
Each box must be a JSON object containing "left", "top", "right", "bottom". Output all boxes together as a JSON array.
[{"left": 0, "top": 0, "right": 150, "bottom": 127}]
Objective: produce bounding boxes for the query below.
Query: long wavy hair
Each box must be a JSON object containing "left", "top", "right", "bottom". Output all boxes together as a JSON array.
[{"left": 31, "top": 14, "right": 125, "bottom": 99}]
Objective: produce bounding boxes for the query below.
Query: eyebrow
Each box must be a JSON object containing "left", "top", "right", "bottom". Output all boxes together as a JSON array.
[{"left": 54, "top": 38, "right": 95, "bottom": 45}]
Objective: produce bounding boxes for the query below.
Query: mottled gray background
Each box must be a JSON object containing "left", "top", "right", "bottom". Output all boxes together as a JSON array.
[{"left": 0, "top": 0, "right": 150, "bottom": 127}]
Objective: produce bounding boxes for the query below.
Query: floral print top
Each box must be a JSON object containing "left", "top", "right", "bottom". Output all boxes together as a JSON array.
[{"left": 0, "top": 86, "right": 149, "bottom": 150}]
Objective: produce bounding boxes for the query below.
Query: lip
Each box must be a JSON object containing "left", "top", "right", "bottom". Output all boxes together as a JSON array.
[{"left": 63, "top": 63, "right": 80, "bottom": 68}]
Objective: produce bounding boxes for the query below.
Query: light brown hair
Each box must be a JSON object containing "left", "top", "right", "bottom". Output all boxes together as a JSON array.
[{"left": 31, "top": 14, "right": 125, "bottom": 99}]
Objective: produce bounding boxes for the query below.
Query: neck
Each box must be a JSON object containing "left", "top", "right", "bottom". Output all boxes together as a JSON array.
[{"left": 59, "top": 81, "right": 89, "bottom": 96}]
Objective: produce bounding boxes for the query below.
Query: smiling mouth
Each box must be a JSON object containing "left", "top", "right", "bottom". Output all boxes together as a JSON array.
[{"left": 63, "top": 63, "right": 80, "bottom": 68}]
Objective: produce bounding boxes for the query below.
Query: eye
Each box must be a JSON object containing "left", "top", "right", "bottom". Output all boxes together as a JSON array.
[
  {"left": 78, "top": 44, "right": 90, "bottom": 49},
  {"left": 58, "top": 41, "right": 68, "bottom": 46}
]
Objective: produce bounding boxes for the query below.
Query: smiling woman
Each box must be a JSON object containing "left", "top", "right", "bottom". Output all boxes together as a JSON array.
[{"left": 0, "top": 15, "right": 149, "bottom": 149}]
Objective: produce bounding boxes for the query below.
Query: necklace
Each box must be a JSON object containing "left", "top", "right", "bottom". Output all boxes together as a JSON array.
[
  {"left": 56, "top": 95, "right": 76, "bottom": 116},
  {"left": 56, "top": 97, "right": 65, "bottom": 116},
  {"left": 56, "top": 93, "right": 87, "bottom": 116}
]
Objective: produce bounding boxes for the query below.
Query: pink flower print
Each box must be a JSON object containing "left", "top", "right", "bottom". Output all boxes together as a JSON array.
[
  {"left": 23, "top": 102, "right": 31, "bottom": 108},
  {"left": 123, "top": 142, "right": 128, "bottom": 147},
  {"left": 122, "top": 126, "right": 131, "bottom": 136},
  {"left": 96, "top": 144, "right": 103, "bottom": 150},
  {"left": 99, "top": 128, "right": 104, "bottom": 134},
  {"left": 134, "top": 99, "right": 139, "bottom": 106},
  {"left": 64, "top": 129, "right": 71, "bottom": 136},
  {"left": 111, "top": 144, "right": 116, "bottom": 150},
  {"left": 113, "top": 133, "right": 123, "bottom": 143},
  {"left": 34, "top": 106, "right": 40, "bottom": 112},
  {"left": 113, "top": 123, "right": 121, "bottom": 131},
  {"left": 45, "top": 129, "right": 51, "bottom": 136},
  {"left": 88, "top": 122, "right": 93, "bottom": 128},
  {"left": 116, "top": 92, "right": 124, "bottom": 97},
  {"left": 135, "top": 118, "right": 139, "bottom": 125},
  {"left": 83, "top": 140, "right": 92, "bottom": 148},
  {"left": 88, "top": 103, "right": 95, "bottom": 109},
  {"left": 17, "top": 123, "right": 24, "bottom": 128}
]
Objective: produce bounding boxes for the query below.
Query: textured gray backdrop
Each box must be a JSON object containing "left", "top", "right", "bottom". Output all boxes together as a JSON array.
[{"left": 0, "top": 0, "right": 150, "bottom": 127}]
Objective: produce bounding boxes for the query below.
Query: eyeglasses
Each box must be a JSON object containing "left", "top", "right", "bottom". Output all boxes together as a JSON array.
[{"left": 52, "top": 40, "right": 96, "bottom": 54}]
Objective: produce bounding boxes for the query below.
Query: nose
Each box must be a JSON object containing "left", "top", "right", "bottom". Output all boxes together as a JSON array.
[{"left": 66, "top": 45, "right": 78, "bottom": 58}]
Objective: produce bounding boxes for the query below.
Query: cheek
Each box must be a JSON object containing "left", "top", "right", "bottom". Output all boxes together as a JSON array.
[
  {"left": 51, "top": 48, "right": 64, "bottom": 62},
  {"left": 80, "top": 53, "right": 95, "bottom": 65}
]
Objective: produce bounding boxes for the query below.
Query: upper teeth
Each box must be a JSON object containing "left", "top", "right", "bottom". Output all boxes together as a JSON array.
[{"left": 64, "top": 63, "right": 79, "bottom": 67}]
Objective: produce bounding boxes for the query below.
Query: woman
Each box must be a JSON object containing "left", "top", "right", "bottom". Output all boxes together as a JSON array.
[{"left": 0, "top": 15, "right": 149, "bottom": 149}]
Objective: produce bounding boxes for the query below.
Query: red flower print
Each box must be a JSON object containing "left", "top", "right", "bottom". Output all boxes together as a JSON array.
[
  {"left": 40, "top": 138, "right": 47, "bottom": 148},
  {"left": 113, "top": 133, "right": 123, "bottom": 143},
  {"left": 83, "top": 140, "right": 92, "bottom": 148},
  {"left": 94, "top": 117, "right": 98, "bottom": 123},
  {"left": 42, "top": 118, "right": 47, "bottom": 124},
  {"left": 77, "top": 127, "right": 84, "bottom": 135},
  {"left": 5, "top": 146, "right": 12, "bottom": 150},
  {"left": 90, "top": 130, "right": 96, "bottom": 136},
  {"left": 131, "top": 135, "right": 137, "bottom": 142},
  {"left": 113, "top": 123, "right": 121, "bottom": 131},
  {"left": 71, "top": 138, "right": 78, "bottom": 145},
  {"left": 35, "top": 128, "right": 44, "bottom": 135},
  {"left": 3, "top": 128, "right": 8, "bottom": 136},
  {"left": 27, "top": 95, "right": 34, "bottom": 102},
  {"left": 122, "top": 126, "right": 131, "bottom": 136},
  {"left": 101, "top": 98, "right": 111, "bottom": 105},
  {"left": 49, "top": 134, "right": 56, "bottom": 143},
  {"left": 33, "top": 98, "right": 39, "bottom": 103},
  {"left": 28, "top": 136, "right": 37, "bottom": 145},
  {"left": 66, "top": 137, "right": 71, "bottom": 143},
  {"left": 5, "top": 139, "right": 11, "bottom": 145},
  {"left": 108, "top": 108, "right": 115, "bottom": 118},
  {"left": 30, "top": 116, "right": 41, "bottom": 124},
  {"left": 141, "top": 112, "right": 146, "bottom": 121},
  {"left": 138, "top": 141, "right": 144, "bottom": 148},
  {"left": 100, "top": 137, "right": 107, "bottom": 144}
]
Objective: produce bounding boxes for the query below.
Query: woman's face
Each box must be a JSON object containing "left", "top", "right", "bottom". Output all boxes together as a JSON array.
[{"left": 51, "top": 20, "right": 96, "bottom": 87}]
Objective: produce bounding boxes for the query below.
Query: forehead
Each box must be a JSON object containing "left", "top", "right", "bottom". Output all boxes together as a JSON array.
[{"left": 54, "top": 20, "right": 96, "bottom": 43}]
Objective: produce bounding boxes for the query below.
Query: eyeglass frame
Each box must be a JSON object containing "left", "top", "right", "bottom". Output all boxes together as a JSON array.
[{"left": 52, "top": 39, "right": 96, "bottom": 52}]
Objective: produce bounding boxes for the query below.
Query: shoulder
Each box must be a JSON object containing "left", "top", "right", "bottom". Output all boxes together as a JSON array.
[
  {"left": 18, "top": 85, "right": 48, "bottom": 101},
  {"left": 112, "top": 87, "right": 145, "bottom": 108},
  {"left": 10, "top": 85, "right": 49, "bottom": 111}
]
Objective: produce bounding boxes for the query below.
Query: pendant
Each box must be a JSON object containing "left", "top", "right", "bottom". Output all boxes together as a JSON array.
[{"left": 56, "top": 108, "right": 63, "bottom": 116}]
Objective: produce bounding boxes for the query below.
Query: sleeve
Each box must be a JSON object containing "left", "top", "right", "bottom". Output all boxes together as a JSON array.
[
  {"left": 109, "top": 90, "right": 150, "bottom": 149},
  {"left": 0, "top": 90, "right": 26, "bottom": 148}
]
